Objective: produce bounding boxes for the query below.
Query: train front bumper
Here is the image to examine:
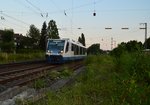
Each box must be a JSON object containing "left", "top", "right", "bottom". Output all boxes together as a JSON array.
[{"left": 46, "top": 55, "right": 63, "bottom": 63}]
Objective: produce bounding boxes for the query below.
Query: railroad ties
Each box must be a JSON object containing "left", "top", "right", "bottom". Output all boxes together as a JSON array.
[{"left": 0, "top": 61, "right": 84, "bottom": 92}]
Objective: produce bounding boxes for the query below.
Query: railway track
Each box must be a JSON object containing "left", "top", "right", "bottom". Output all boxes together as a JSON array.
[
  {"left": 0, "top": 60, "right": 46, "bottom": 72},
  {"left": 0, "top": 60, "right": 84, "bottom": 93}
]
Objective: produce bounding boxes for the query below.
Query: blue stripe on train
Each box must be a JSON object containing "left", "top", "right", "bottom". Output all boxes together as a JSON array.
[{"left": 46, "top": 55, "right": 85, "bottom": 63}]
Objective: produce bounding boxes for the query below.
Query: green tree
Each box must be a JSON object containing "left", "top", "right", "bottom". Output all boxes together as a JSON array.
[
  {"left": 87, "top": 43, "right": 102, "bottom": 55},
  {"left": 47, "top": 20, "right": 59, "bottom": 39},
  {"left": 126, "top": 40, "right": 143, "bottom": 52},
  {"left": 39, "top": 21, "right": 47, "bottom": 51},
  {"left": 78, "top": 36, "right": 82, "bottom": 43},
  {"left": 0, "top": 29, "right": 15, "bottom": 53},
  {"left": 111, "top": 40, "right": 143, "bottom": 57},
  {"left": 144, "top": 37, "right": 150, "bottom": 49},
  {"left": 81, "top": 33, "right": 85, "bottom": 46},
  {"left": 1, "top": 29, "right": 14, "bottom": 42},
  {"left": 27, "top": 24, "right": 40, "bottom": 48},
  {"left": 19, "top": 36, "right": 32, "bottom": 49},
  {"left": 78, "top": 33, "right": 86, "bottom": 46}
]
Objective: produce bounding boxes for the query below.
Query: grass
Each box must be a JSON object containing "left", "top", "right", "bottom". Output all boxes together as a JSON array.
[
  {"left": 16, "top": 53, "right": 150, "bottom": 105},
  {"left": 0, "top": 52, "right": 45, "bottom": 64},
  {"left": 33, "top": 78, "right": 46, "bottom": 89}
]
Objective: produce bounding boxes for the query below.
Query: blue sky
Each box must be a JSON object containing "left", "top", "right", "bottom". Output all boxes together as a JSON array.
[{"left": 0, "top": 0, "right": 150, "bottom": 50}]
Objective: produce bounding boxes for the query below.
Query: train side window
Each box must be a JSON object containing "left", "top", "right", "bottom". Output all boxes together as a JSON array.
[
  {"left": 80, "top": 47, "right": 82, "bottom": 55},
  {"left": 83, "top": 48, "right": 85, "bottom": 54},
  {"left": 75, "top": 45, "right": 77, "bottom": 55},
  {"left": 65, "top": 42, "right": 69, "bottom": 53},
  {"left": 71, "top": 44, "right": 74, "bottom": 51}
]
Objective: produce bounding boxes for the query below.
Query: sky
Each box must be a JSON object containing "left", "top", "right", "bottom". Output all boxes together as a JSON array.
[{"left": 0, "top": 0, "right": 150, "bottom": 50}]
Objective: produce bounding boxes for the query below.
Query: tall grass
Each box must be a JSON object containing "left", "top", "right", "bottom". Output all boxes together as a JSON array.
[
  {"left": 19, "top": 53, "right": 150, "bottom": 105},
  {"left": 25, "top": 55, "right": 115, "bottom": 105},
  {"left": 112, "top": 52, "right": 150, "bottom": 105},
  {"left": 0, "top": 52, "right": 45, "bottom": 64}
]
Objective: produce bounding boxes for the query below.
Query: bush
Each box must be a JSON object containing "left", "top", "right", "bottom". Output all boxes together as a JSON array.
[{"left": 112, "top": 52, "right": 150, "bottom": 104}]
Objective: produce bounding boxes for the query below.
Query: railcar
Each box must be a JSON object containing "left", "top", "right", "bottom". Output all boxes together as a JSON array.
[{"left": 45, "top": 38, "right": 87, "bottom": 63}]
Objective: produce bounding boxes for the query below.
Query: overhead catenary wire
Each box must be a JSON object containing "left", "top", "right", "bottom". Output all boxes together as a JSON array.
[
  {"left": 25, "top": 0, "right": 45, "bottom": 17},
  {"left": 25, "top": 0, "right": 43, "bottom": 13},
  {"left": 2, "top": 17, "right": 28, "bottom": 29},
  {"left": 0, "top": 11, "right": 30, "bottom": 26},
  {"left": 65, "top": 0, "right": 103, "bottom": 12},
  {"left": 0, "top": 21, "right": 26, "bottom": 32},
  {"left": 13, "top": 0, "right": 40, "bottom": 15},
  {"left": 48, "top": 0, "right": 63, "bottom": 13},
  {"left": 0, "top": 21, "right": 11, "bottom": 29}
]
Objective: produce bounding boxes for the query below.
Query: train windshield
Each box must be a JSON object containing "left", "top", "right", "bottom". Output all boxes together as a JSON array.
[{"left": 47, "top": 40, "right": 65, "bottom": 51}]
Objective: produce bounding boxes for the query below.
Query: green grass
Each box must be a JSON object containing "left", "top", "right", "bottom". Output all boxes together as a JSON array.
[
  {"left": 0, "top": 52, "right": 45, "bottom": 64},
  {"left": 17, "top": 53, "right": 150, "bottom": 105},
  {"left": 33, "top": 78, "right": 46, "bottom": 89}
]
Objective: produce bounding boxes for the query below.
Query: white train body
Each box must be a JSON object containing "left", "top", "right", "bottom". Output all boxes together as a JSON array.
[{"left": 46, "top": 38, "right": 86, "bottom": 63}]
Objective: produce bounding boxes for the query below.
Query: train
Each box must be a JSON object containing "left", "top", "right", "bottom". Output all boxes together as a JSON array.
[{"left": 45, "top": 38, "right": 87, "bottom": 63}]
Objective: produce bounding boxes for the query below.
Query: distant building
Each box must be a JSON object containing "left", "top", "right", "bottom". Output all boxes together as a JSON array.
[{"left": 13, "top": 33, "right": 24, "bottom": 46}]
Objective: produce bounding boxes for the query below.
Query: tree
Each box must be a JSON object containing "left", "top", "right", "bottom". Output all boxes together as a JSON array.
[
  {"left": 78, "top": 37, "right": 82, "bottom": 43},
  {"left": 78, "top": 33, "right": 86, "bottom": 46},
  {"left": 47, "top": 20, "right": 59, "bottom": 39},
  {"left": 27, "top": 24, "right": 40, "bottom": 48},
  {"left": 126, "top": 40, "right": 143, "bottom": 52},
  {"left": 144, "top": 37, "right": 150, "bottom": 49},
  {"left": 0, "top": 29, "right": 15, "bottom": 53},
  {"left": 111, "top": 40, "right": 144, "bottom": 57},
  {"left": 81, "top": 33, "right": 85, "bottom": 46},
  {"left": 39, "top": 21, "right": 47, "bottom": 51},
  {"left": 1, "top": 29, "right": 14, "bottom": 42},
  {"left": 87, "top": 43, "right": 102, "bottom": 55}
]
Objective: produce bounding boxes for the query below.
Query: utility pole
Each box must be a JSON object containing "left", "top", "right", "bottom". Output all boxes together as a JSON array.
[
  {"left": 114, "top": 40, "right": 116, "bottom": 48},
  {"left": 111, "top": 37, "right": 113, "bottom": 50},
  {"left": 140, "top": 23, "right": 147, "bottom": 49}
]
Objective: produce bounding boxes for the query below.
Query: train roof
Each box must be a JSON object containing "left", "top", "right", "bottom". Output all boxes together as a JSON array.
[{"left": 47, "top": 38, "right": 86, "bottom": 48}]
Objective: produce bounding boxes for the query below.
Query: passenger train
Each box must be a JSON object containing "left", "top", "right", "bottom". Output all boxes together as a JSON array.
[{"left": 45, "top": 38, "right": 87, "bottom": 63}]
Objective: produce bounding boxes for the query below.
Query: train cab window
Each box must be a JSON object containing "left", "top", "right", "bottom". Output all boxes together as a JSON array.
[
  {"left": 65, "top": 42, "right": 69, "bottom": 53},
  {"left": 47, "top": 40, "right": 65, "bottom": 51}
]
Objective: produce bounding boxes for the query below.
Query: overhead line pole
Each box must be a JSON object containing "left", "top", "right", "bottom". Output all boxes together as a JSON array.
[{"left": 140, "top": 23, "right": 147, "bottom": 49}]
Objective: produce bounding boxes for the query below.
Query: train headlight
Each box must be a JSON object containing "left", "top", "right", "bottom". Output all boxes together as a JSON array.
[
  {"left": 47, "top": 50, "right": 50, "bottom": 53},
  {"left": 59, "top": 50, "right": 64, "bottom": 55},
  {"left": 48, "top": 50, "right": 52, "bottom": 53}
]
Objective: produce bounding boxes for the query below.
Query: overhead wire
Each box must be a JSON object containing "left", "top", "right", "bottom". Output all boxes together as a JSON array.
[
  {"left": 65, "top": 0, "right": 103, "bottom": 11},
  {"left": 0, "top": 21, "right": 11, "bottom": 29},
  {"left": 13, "top": 0, "right": 40, "bottom": 15},
  {"left": 25, "top": 0, "right": 44, "bottom": 17},
  {"left": 0, "top": 21, "right": 26, "bottom": 32},
  {"left": 3, "top": 17, "right": 28, "bottom": 29},
  {"left": 48, "top": 0, "right": 63, "bottom": 12},
  {"left": 0, "top": 11, "right": 30, "bottom": 26}
]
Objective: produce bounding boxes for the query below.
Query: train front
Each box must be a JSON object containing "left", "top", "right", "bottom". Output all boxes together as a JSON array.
[{"left": 46, "top": 39, "right": 65, "bottom": 63}]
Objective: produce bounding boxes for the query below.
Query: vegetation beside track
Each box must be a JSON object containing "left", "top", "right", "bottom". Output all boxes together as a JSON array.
[
  {"left": 0, "top": 52, "right": 45, "bottom": 64},
  {"left": 17, "top": 52, "right": 150, "bottom": 105}
]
